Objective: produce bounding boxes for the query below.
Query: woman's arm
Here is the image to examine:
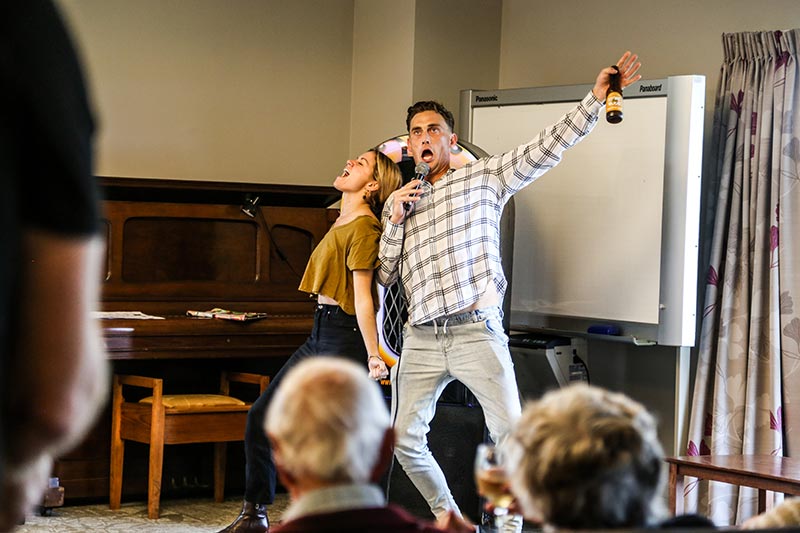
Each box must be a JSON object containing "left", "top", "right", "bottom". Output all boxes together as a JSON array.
[{"left": 352, "top": 269, "right": 389, "bottom": 380}]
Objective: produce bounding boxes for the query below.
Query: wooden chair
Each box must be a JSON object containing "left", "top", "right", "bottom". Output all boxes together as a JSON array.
[{"left": 109, "top": 372, "right": 269, "bottom": 519}]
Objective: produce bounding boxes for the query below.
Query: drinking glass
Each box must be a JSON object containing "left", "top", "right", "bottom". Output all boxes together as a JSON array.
[{"left": 474, "top": 443, "right": 513, "bottom": 529}]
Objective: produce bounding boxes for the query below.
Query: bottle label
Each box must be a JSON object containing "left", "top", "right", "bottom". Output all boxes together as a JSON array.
[{"left": 606, "top": 91, "right": 623, "bottom": 113}]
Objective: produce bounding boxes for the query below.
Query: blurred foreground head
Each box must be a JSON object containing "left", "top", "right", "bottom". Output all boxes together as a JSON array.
[{"left": 505, "top": 383, "right": 665, "bottom": 530}]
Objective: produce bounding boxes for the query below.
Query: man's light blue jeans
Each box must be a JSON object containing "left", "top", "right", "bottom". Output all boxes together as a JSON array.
[{"left": 390, "top": 306, "right": 523, "bottom": 533}]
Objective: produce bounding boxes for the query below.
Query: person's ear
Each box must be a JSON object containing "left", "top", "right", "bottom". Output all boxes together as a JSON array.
[
  {"left": 449, "top": 132, "right": 458, "bottom": 148},
  {"left": 365, "top": 179, "right": 380, "bottom": 193},
  {"left": 369, "top": 427, "right": 395, "bottom": 483}
]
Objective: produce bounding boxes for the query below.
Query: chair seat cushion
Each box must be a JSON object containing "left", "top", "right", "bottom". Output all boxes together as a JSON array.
[{"left": 139, "top": 394, "right": 246, "bottom": 408}]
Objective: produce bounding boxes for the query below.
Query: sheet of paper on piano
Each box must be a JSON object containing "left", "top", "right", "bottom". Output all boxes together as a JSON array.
[
  {"left": 186, "top": 308, "right": 270, "bottom": 321},
  {"left": 92, "top": 311, "right": 165, "bottom": 320}
]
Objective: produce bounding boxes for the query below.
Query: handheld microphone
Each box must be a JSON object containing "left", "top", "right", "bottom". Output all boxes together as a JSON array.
[{"left": 404, "top": 162, "right": 430, "bottom": 212}]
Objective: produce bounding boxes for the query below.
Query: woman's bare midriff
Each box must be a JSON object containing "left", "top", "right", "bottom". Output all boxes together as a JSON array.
[{"left": 317, "top": 294, "right": 339, "bottom": 307}]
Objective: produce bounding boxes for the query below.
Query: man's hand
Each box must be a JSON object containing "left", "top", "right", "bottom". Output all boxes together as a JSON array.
[
  {"left": 389, "top": 179, "right": 425, "bottom": 224},
  {"left": 592, "top": 51, "right": 642, "bottom": 101}
]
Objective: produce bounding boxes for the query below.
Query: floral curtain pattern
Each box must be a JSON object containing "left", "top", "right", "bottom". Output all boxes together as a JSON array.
[{"left": 685, "top": 29, "right": 800, "bottom": 526}]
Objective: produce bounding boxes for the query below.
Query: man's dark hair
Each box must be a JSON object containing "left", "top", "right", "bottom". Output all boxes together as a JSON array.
[{"left": 406, "top": 101, "right": 455, "bottom": 133}]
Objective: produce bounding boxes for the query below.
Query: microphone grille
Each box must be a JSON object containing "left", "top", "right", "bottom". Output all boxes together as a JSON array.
[{"left": 415, "top": 162, "right": 430, "bottom": 177}]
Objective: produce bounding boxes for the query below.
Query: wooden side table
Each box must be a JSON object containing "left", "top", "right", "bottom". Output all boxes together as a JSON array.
[{"left": 666, "top": 455, "right": 800, "bottom": 515}]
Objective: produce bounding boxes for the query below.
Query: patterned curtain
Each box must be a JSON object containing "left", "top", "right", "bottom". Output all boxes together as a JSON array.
[{"left": 685, "top": 29, "right": 800, "bottom": 526}]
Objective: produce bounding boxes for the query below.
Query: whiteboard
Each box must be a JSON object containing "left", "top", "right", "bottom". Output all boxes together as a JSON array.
[
  {"left": 474, "top": 98, "right": 666, "bottom": 324},
  {"left": 461, "top": 76, "right": 705, "bottom": 346}
]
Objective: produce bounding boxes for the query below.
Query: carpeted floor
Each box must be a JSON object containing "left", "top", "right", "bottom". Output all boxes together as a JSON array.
[
  {"left": 18, "top": 493, "right": 538, "bottom": 532},
  {"left": 17, "top": 494, "right": 291, "bottom": 533}
]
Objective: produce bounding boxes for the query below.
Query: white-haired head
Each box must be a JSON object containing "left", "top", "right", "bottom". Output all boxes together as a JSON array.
[{"left": 265, "top": 357, "right": 390, "bottom": 484}]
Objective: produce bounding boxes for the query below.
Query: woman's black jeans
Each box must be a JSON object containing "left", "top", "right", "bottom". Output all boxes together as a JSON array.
[{"left": 243, "top": 304, "right": 368, "bottom": 504}]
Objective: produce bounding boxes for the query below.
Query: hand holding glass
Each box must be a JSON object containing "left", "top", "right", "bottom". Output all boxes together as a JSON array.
[{"left": 474, "top": 443, "right": 513, "bottom": 528}]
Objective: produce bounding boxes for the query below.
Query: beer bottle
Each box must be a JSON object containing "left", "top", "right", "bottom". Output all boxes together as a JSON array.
[{"left": 606, "top": 65, "right": 623, "bottom": 124}]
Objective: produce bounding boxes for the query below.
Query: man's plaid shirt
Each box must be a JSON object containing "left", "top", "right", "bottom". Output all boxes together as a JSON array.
[{"left": 378, "top": 92, "right": 602, "bottom": 326}]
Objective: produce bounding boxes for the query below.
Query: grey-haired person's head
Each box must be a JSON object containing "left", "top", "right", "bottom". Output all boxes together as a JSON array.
[{"left": 505, "top": 383, "right": 666, "bottom": 530}]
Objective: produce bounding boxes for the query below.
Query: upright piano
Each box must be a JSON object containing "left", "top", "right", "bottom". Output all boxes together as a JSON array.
[{"left": 54, "top": 177, "right": 337, "bottom": 501}]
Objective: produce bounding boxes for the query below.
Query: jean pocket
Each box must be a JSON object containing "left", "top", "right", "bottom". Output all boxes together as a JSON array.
[{"left": 484, "top": 316, "right": 508, "bottom": 344}]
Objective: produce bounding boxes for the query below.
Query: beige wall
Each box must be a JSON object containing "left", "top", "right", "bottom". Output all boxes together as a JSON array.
[
  {"left": 58, "top": 0, "right": 501, "bottom": 185},
  {"left": 56, "top": 0, "right": 503, "bottom": 185},
  {"left": 499, "top": 0, "right": 800, "bottom": 91},
  {"left": 349, "top": 0, "right": 415, "bottom": 155},
  {"left": 349, "top": 0, "right": 502, "bottom": 153},
  {"left": 58, "top": 0, "right": 355, "bottom": 185},
  {"left": 412, "top": 0, "right": 502, "bottom": 124}
]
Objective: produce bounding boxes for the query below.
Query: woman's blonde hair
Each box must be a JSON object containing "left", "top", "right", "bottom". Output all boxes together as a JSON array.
[{"left": 367, "top": 149, "right": 402, "bottom": 217}]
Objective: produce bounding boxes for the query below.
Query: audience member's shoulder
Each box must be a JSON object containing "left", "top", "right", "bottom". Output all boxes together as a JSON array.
[{"left": 271, "top": 505, "right": 451, "bottom": 533}]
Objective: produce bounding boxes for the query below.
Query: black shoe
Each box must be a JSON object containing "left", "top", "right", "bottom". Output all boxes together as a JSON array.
[{"left": 217, "top": 501, "right": 269, "bottom": 533}]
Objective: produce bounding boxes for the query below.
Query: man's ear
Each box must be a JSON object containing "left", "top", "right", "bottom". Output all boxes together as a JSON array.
[
  {"left": 370, "top": 427, "right": 395, "bottom": 483},
  {"left": 449, "top": 132, "right": 459, "bottom": 148}
]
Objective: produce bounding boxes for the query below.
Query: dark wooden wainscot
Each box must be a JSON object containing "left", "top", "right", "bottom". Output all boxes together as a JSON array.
[{"left": 54, "top": 177, "right": 337, "bottom": 501}]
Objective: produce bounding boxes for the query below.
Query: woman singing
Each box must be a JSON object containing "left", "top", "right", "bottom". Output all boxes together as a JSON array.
[{"left": 218, "top": 148, "right": 402, "bottom": 533}]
